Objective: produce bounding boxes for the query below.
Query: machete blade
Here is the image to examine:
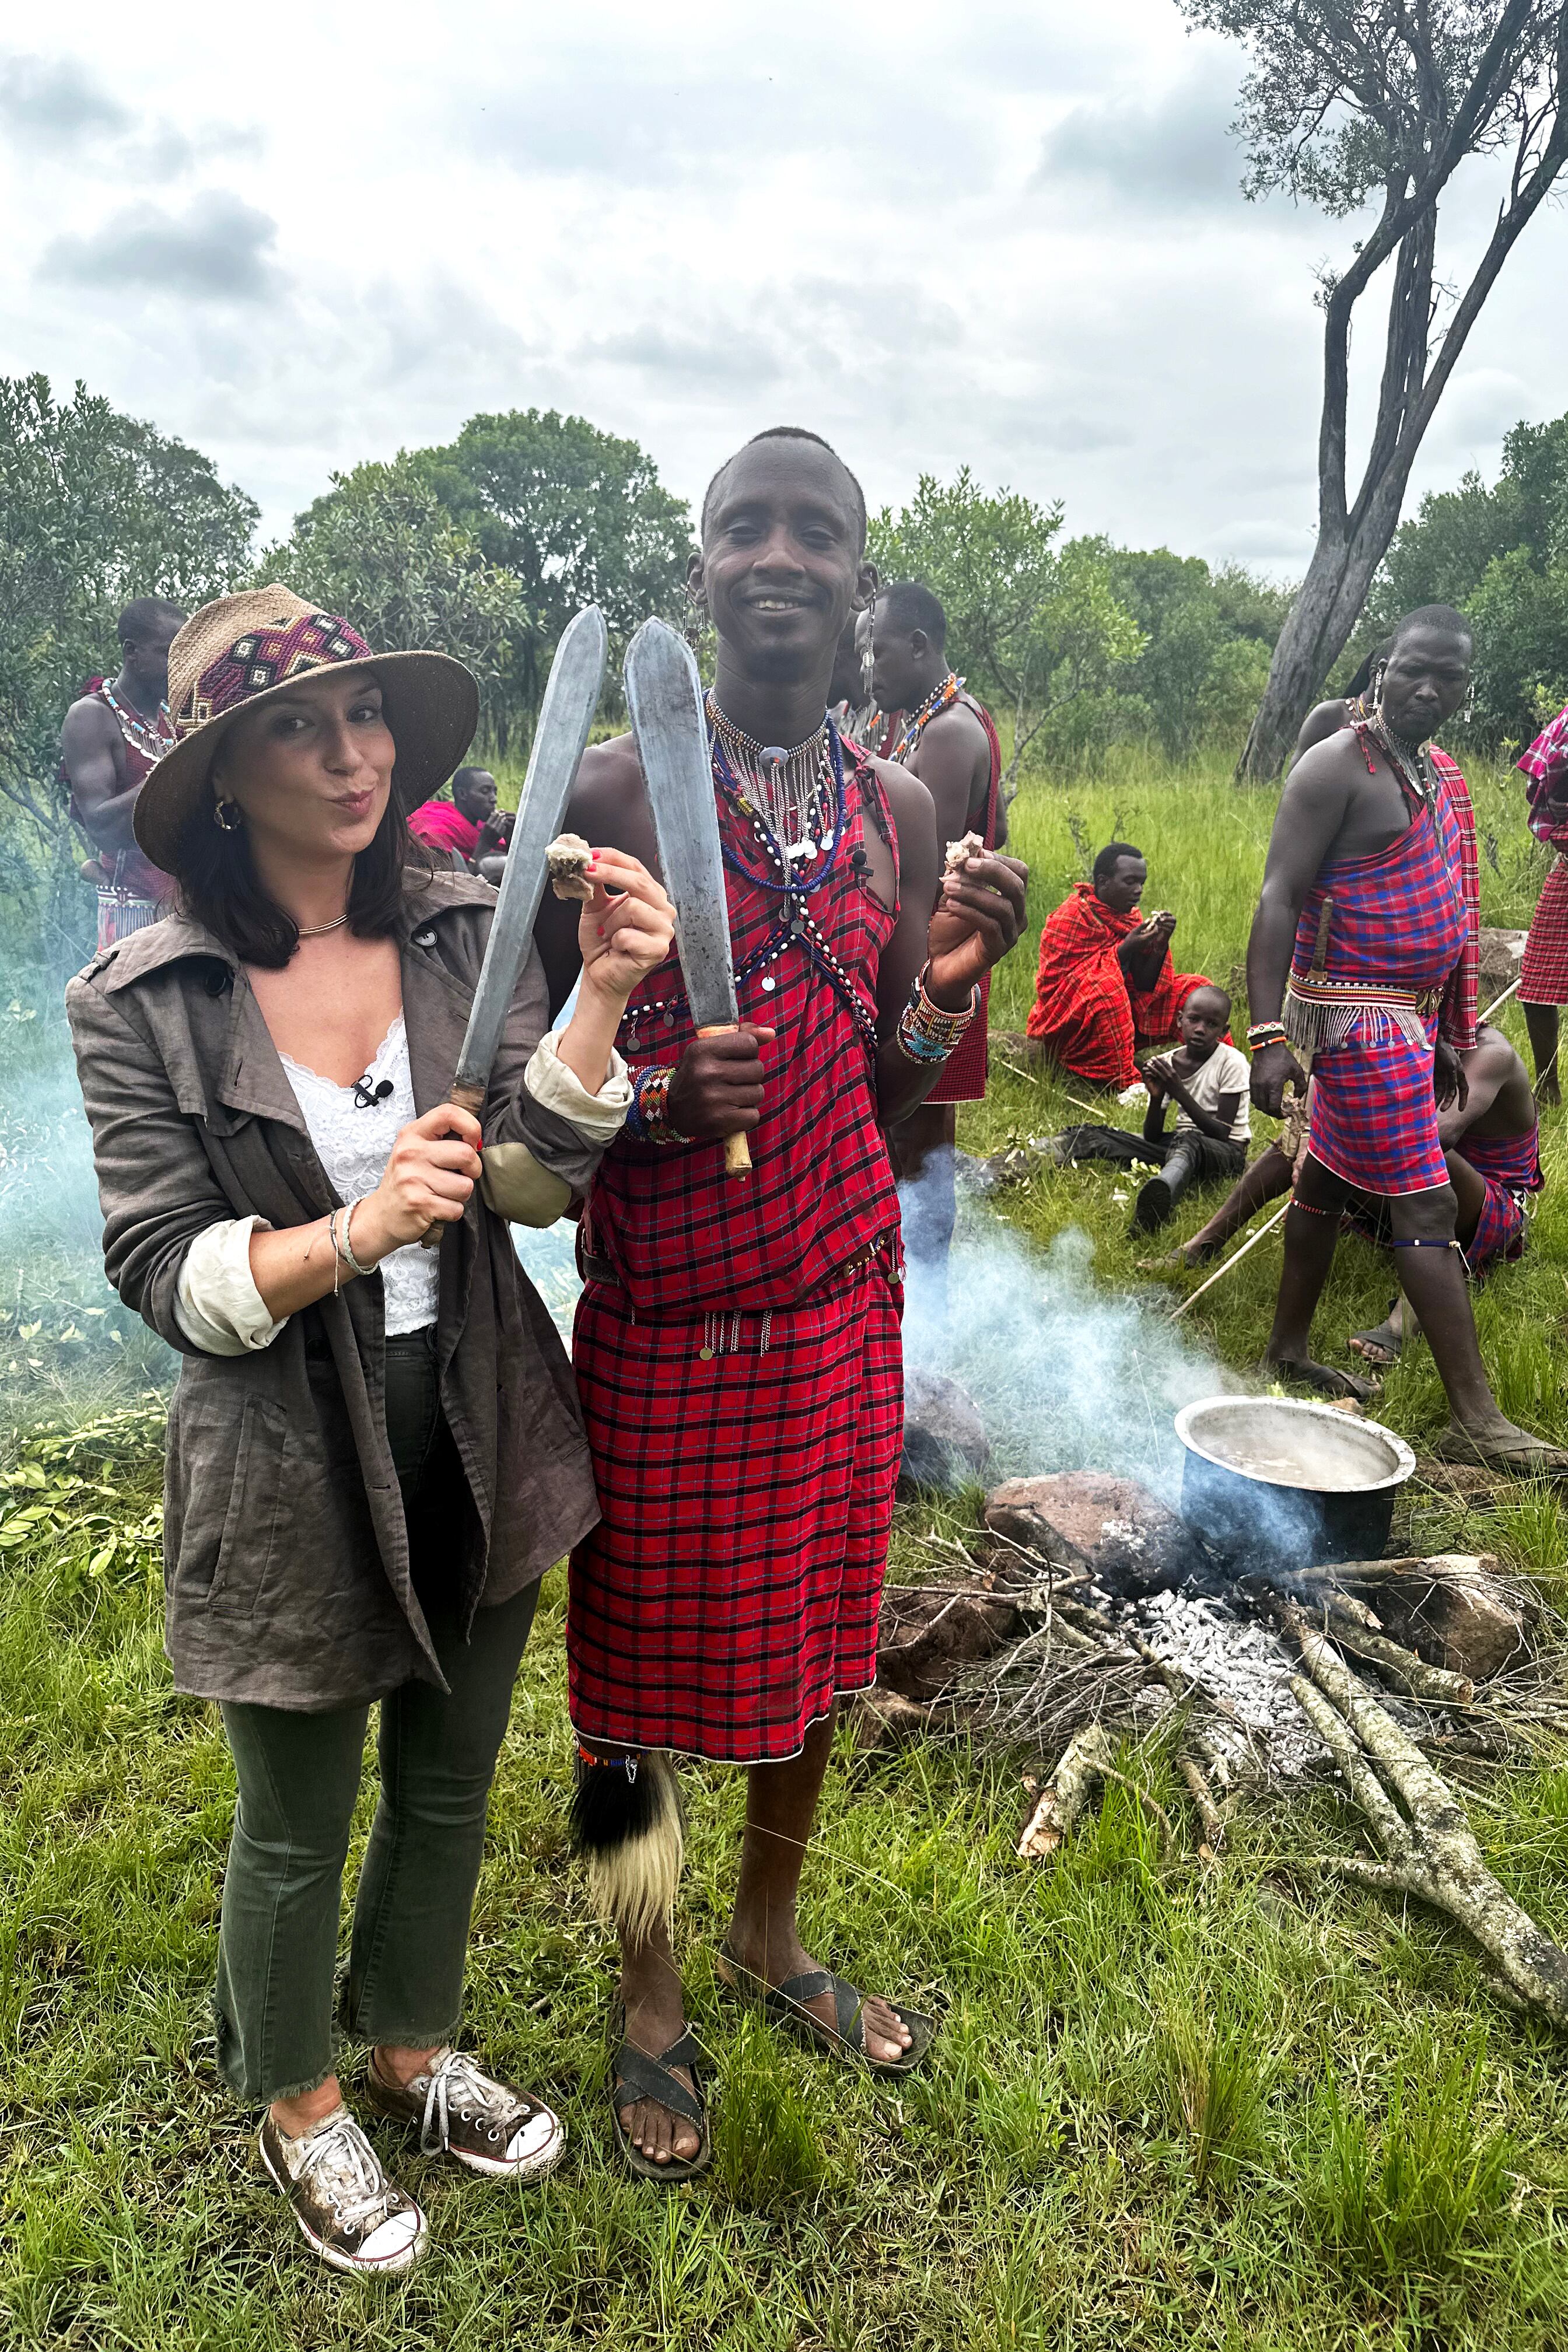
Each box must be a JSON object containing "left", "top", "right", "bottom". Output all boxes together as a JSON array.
[
  {"left": 623, "top": 617, "right": 738, "bottom": 1031},
  {"left": 451, "top": 604, "right": 608, "bottom": 1096}
]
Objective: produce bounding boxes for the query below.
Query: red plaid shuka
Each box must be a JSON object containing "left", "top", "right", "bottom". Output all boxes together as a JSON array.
[
  {"left": 570, "top": 736, "right": 906, "bottom": 1763},
  {"left": 1296, "top": 760, "right": 1471, "bottom": 1198},
  {"left": 1463, "top": 1122, "right": 1542, "bottom": 1273},
  {"left": 1026, "top": 882, "right": 1217, "bottom": 1089},
  {"left": 923, "top": 694, "right": 1003, "bottom": 1106},
  {"left": 1517, "top": 706, "right": 1568, "bottom": 1006}
]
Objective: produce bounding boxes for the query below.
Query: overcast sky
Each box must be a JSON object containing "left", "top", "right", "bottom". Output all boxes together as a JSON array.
[{"left": 2, "top": 1, "right": 1564, "bottom": 577}]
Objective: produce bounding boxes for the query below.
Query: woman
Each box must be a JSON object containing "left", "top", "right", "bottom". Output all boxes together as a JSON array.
[{"left": 66, "top": 587, "right": 673, "bottom": 2274}]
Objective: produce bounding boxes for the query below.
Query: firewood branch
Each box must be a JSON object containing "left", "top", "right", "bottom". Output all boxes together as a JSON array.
[{"left": 1290, "top": 1632, "right": 1568, "bottom": 2028}]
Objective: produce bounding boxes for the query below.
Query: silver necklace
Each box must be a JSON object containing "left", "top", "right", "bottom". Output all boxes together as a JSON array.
[
  {"left": 708, "top": 694, "right": 831, "bottom": 859},
  {"left": 297, "top": 912, "right": 351, "bottom": 938}
]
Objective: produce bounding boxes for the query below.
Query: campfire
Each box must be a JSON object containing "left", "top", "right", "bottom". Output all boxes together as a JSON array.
[{"left": 872, "top": 1397, "right": 1568, "bottom": 2028}]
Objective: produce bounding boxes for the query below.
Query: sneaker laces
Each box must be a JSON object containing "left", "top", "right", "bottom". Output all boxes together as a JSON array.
[
  {"left": 415, "top": 2049, "right": 525, "bottom": 2157},
  {"left": 292, "top": 2112, "right": 397, "bottom": 2234}
]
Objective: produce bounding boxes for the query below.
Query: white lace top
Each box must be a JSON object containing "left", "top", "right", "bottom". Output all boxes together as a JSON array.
[{"left": 278, "top": 1016, "right": 435, "bottom": 1335}]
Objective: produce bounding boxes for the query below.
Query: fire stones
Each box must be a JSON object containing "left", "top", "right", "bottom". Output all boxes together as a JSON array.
[{"left": 984, "top": 1470, "right": 1209, "bottom": 1599}]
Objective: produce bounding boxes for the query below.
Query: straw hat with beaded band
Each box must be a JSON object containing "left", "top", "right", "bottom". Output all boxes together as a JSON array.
[{"left": 132, "top": 585, "right": 480, "bottom": 875}]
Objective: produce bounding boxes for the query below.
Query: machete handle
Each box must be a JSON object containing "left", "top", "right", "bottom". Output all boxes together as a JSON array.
[
  {"left": 419, "top": 1077, "right": 489, "bottom": 1248},
  {"left": 696, "top": 1023, "right": 752, "bottom": 1178}
]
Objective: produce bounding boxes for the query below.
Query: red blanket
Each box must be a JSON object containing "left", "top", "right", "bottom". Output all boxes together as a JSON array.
[{"left": 1026, "top": 881, "right": 1214, "bottom": 1088}]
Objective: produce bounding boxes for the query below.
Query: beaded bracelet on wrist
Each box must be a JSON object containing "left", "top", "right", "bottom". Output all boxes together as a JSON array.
[
  {"left": 625, "top": 1063, "right": 690, "bottom": 1147},
  {"left": 895, "top": 964, "right": 980, "bottom": 1066},
  {"left": 1247, "top": 1021, "right": 1288, "bottom": 1051}
]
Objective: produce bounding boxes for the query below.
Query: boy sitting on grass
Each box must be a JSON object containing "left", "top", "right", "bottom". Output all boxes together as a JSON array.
[
  {"left": 1038, "top": 986, "right": 1250, "bottom": 1234},
  {"left": 1130, "top": 986, "right": 1250, "bottom": 1234}
]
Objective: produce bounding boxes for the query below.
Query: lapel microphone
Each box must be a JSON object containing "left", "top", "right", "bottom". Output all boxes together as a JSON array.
[{"left": 352, "top": 1075, "right": 394, "bottom": 1110}]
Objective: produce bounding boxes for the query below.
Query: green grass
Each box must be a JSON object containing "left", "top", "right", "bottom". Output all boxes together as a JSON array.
[{"left": 3, "top": 750, "right": 1568, "bottom": 2346}]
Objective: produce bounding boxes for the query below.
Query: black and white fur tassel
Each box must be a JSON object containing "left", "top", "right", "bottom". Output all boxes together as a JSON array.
[{"left": 570, "top": 1748, "right": 683, "bottom": 1945}]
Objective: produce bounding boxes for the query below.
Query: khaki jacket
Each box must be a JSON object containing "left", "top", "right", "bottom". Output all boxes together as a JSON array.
[{"left": 65, "top": 871, "right": 603, "bottom": 1713}]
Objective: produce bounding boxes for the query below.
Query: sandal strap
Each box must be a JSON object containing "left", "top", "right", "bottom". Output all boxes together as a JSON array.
[
  {"left": 612, "top": 2038, "right": 704, "bottom": 2126},
  {"left": 769, "top": 1968, "right": 866, "bottom": 2050}
]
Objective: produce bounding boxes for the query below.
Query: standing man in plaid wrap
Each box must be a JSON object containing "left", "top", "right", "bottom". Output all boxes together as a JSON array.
[
  {"left": 535, "top": 428, "right": 1028, "bottom": 2176},
  {"left": 868, "top": 580, "right": 1006, "bottom": 1303},
  {"left": 1247, "top": 607, "right": 1566, "bottom": 1473},
  {"left": 1515, "top": 696, "right": 1568, "bottom": 1106}
]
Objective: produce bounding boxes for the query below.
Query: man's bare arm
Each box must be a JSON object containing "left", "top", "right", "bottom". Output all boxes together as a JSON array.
[
  {"left": 910, "top": 705, "right": 994, "bottom": 851},
  {"left": 1247, "top": 740, "right": 1357, "bottom": 1114},
  {"left": 61, "top": 701, "right": 135, "bottom": 858}
]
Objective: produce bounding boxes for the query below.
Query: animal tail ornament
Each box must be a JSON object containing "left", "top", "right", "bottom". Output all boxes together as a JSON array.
[{"left": 570, "top": 1747, "right": 684, "bottom": 1944}]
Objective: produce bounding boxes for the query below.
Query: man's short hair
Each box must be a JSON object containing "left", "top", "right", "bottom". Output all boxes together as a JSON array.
[
  {"left": 700, "top": 427, "right": 867, "bottom": 553},
  {"left": 1093, "top": 840, "right": 1144, "bottom": 882},
  {"left": 117, "top": 596, "right": 186, "bottom": 645},
  {"left": 877, "top": 580, "right": 947, "bottom": 652},
  {"left": 1391, "top": 604, "right": 1474, "bottom": 652},
  {"left": 452, "top": 764, "right": 493, "bottom": 792}
]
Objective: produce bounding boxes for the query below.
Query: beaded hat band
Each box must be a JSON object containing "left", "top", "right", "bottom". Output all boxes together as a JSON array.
[{"left": 132, "top": 583, "right": 479, "bottom": 874}]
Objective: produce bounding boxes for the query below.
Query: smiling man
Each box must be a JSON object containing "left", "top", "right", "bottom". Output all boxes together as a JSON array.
[
  {"left": 535, "top": 425, "right": 1027, "bottom": 2179},
  {"left": 1247, "top": 604, "right": 1565, "bottom": 1471}
]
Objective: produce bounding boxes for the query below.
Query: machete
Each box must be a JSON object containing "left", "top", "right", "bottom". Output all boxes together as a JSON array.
[
  {"left": 421, "top": 603, "right": 607, "bottom": 1242},
  {"left": 623, "top": 617, "right": 751, "bottom": 1177}
]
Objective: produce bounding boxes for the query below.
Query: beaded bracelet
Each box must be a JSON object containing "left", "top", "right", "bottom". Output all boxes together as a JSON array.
[
  {"left": 625, "top": 1063, "right": 690, "bottom": 1147},
  {"left": 1247, "top": 1021, "right": 1289, "bottom": 1050},
  {"left": 895, "top": 964, "right": 979, "bottom": 1066}
]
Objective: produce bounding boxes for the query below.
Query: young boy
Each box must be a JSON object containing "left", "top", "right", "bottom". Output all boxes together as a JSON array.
[{"left": 1132, "top": 985, "right": 1250, "bottom": 1233}]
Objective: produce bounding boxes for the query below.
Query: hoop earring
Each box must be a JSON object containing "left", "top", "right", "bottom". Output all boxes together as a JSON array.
[{"left": 214, "top": 798, "right": 243, "bottom": 832}]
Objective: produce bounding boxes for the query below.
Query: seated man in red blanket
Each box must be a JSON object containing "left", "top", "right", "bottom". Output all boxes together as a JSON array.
[
  {"left": 1248, "top": 605, "right": 1565, "bottom": 1474},
  {"left": 534, "top": 426, "right": 1028, "bottom": 2179},
  {"left": 1027, "top": 842, "right": 1217, "bottom": 1088}
]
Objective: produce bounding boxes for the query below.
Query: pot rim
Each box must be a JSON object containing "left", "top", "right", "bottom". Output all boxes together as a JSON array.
[{"left": 1173, "top": 1394, "right": 1416, "bottom": 1497}]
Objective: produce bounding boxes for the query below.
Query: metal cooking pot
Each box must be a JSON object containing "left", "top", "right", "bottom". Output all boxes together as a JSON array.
[{"left": 1174, "top": 1395, "right": 1416, "bottom": 1571}]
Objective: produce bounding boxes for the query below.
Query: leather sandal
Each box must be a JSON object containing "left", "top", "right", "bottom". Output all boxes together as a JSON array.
[
  {"left": 715, "top": 1944, "right": 935, "bottom": 2077},
  {"left": 609, "top": 2000, "right": 710, "bottom": 2183}
]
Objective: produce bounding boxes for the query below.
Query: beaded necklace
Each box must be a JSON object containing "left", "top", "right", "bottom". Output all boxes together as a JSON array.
[
  {"left": 622, "top": 708, "right": 878, "bottom": 1055},
  {"left": 100, "top": 678, "right": 174, "bottom": 764},
  {"left": 1359, "top": 708, "right": 1433, "bottom": 807},
  {"left": 705, "top": 694, "right": 833, "bottom": 857},
  {"left": 891, "top": 670, "right": 962, "bottom": 765}
]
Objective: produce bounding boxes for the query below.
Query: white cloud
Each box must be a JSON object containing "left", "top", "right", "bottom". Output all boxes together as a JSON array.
[{"left": 0, "top": 0, "right": 1563, "bottom": 577}]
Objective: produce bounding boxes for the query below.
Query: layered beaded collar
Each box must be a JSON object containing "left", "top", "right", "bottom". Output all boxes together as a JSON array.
[{"left": 891, "top": 671, "right": 962, "bottom": 765}]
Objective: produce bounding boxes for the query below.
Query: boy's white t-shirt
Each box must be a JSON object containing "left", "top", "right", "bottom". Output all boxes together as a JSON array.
[{"left": 1172, "top": 1040, "right": 1251, "bottom": 1145}]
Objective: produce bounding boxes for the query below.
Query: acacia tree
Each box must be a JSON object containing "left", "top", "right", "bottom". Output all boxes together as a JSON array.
[
  {"left": 870, "top": 469, "right": 1142, "bottom": 787},
  {"left": 1178, "top": 1, "right": 1568, "bottom": 778}
]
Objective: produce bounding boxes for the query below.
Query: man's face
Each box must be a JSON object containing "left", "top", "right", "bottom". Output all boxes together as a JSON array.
[
  {"left": 1380, "top": 628, "right": 1472, "bottom": 744},
  {"left": 869, "top": 611, "right": 925, "bottom": 717},
  {"left": 453, "top": 769, "right": 498, "bottom": 822},
  {"left": 694, "top": 440, "right": 870, "bottom": 688},
  {"left": 124, "top": 620, "right": 180, "bottom": 702},
  {"left": 1097, "top": 856, "right": 1146, "bottom": 915}
]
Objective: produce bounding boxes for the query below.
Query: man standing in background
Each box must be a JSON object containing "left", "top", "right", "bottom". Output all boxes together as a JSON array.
[
  {"left": 407, "top": 764, "right": 513, "bottom": 869},
  {"left": 869, "top": 581, "right": 1004, "bottom": 1299},
  {"left": 60, "top": 597, "right": 186, "bottom": 951},
  {"left": 1515, "top": 696, "right": 1568, "bottom": 1107}
]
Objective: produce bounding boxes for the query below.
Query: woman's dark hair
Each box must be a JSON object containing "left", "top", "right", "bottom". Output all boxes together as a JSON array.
[{"left": 174, "top": 782, "right": 433, "bottom": 968}]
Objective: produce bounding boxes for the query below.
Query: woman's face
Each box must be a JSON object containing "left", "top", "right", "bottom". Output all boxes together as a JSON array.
[{"left": 214, "top": 668, "right": 396, "bottom": 864}]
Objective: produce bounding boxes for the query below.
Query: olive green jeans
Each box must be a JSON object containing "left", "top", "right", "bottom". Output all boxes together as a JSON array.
[{"left": 213, "top": 1329, "right": 538, "bottom": 2105}]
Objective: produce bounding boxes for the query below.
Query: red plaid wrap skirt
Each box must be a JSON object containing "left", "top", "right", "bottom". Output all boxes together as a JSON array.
[
  {"left": 568, "top": 1261, "right": 904, "bottom": 1765},
  {"left": 1520, "top": 856, "right": 1568, "bottom": 1007},
  {"left": 1307, "top": 1014, "right": 1449, "bottom": 1197}
]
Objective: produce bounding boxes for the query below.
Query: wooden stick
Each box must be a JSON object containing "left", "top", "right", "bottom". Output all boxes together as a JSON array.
[
  {"left": 1168, "top": 1199, "right": 1291, "bottom": 1321},
  {"left": 1479, "top": 974, "right": 1522, "bottom": 1023}
]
